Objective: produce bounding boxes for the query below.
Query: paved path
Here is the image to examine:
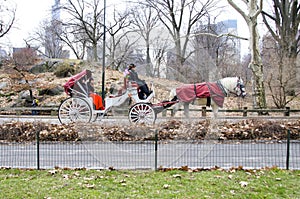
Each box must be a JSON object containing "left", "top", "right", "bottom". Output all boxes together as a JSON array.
[
  {"left": 1, "top": 114, "right": 299, "bottom": 125},
  {"left": 1, "top": 141, "right": 299, "bottom": 170}
]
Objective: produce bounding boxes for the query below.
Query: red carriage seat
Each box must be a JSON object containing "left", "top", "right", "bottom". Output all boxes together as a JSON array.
[{"left": 63, "top": 69, "right": 88, "bottom": 96}]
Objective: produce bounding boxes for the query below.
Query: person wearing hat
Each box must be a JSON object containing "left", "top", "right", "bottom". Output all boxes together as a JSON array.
[{"left": 126, "top": 63, "right": 151, "bottom": 99}]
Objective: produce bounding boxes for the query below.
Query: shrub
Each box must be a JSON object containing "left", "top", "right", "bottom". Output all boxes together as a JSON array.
[
  {"left": 13, "top": 48, "right": 37, "bottom": 66},
  {"left": 54, "top": 62, "right": 75, "bottom": 77}
]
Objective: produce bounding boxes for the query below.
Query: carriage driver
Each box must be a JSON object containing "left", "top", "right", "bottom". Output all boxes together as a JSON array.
[{"left": 125, "top": 63, "right": 151, "bottom": 99}]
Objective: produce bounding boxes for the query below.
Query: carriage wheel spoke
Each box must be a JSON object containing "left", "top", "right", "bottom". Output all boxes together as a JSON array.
[
  {"left": 58, "top": 97, "right": 92, "bottom": 124},
  {"left": 129, "top": 103, "right": 156, "bottom": 124}
]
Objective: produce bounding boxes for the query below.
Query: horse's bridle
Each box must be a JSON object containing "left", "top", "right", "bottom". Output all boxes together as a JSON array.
[
  {"left": 218, "top": 77, "right": 246, "bottom": 98},
  {"left": 235, "top": 78, "right": 246, "bottom": 98}
]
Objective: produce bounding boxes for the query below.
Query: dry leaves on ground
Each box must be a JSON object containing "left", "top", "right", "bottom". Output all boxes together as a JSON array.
[{"left": 0, "top": 119, "right": 299, "bottom": 142}]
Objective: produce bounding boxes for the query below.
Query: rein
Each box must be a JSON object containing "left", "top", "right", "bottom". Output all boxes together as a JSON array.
[{"left": 216, "top": 80, "right": 227, "bottom": 96}]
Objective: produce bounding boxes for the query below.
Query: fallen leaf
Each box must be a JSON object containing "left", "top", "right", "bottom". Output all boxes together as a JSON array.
[
  {"left": 163, "top": 184, "right": 170, "bottom": 189},
  {"left": 48, "top": 170, "right": 57, "bottom": 175},
  {"left": 85, "top": 184, "right": 95, "bottom": 188},
  {"left": 239, "top": 181, "right": 248, "bottom": 187},
  {"left": 173, "top": 174, "right": 181, "bottom": 178},
  {"left": 63, "top": 174, "right": 69, "bottom": 179}
]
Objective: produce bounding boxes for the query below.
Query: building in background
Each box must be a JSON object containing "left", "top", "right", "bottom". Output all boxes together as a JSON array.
[
  {"left": 217, "top": 19, "right": 241, "bottom": 61},
  {"left": 45, "top": 0, "right": 69, "bottom": 59}
]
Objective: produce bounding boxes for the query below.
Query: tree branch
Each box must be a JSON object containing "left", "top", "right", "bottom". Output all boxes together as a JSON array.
[
  {"left": 227, "top": 0, "right": 248, "bottom": 22},
  {"left": 188, "top": 32, "right": 248, "bottom": 40}
]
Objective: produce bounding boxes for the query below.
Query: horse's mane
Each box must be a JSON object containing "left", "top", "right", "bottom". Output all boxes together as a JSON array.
[{"left": 218, "top": 77, "right": 240, "bottom": 94}]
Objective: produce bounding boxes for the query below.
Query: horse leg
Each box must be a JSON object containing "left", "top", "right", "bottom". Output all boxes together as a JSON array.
[
  {"left": 212, "top": 104, "right": 219, "bottom": 118},
  {"left": 184, "top": 102, "right": 190, "bottom": 118},
  {"left": 207, "top": 103, "right": 220, "bottom": 139}
]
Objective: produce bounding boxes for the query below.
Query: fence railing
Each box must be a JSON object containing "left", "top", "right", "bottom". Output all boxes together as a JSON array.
[
  {"left": 0, "top": 107, "right": 58, "bottom": 116},
  {"left": 0, "top": 130, "right": 299, "bottom": 170},
  {"left": 163, "top": 106, "right": 299, "bottom": 117},
  {"left": 1, "top": 106, "right": 300, "bottom": 117}
]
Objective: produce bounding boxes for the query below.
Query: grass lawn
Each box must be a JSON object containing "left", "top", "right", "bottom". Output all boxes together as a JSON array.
[{"left": 0, "top": 167, "right": 299, "bottom": 198}]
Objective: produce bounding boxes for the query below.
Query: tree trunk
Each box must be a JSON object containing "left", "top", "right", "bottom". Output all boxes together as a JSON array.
[
  {"left": 93, "top": 41, "right": 98, "bottom": 62},
  {"left": 248, "top": 19, "right": 267, "bottom": 109},
  {"left": 228, "top": 0, "right": 267, "bottom": 109},
  {"left": 146, "top": 42, "right": 152, "bottom": 76}
]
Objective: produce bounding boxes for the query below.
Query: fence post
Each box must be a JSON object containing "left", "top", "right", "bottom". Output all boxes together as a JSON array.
[
  {"left": 243, "top": 107, "right": 248, "bottom": 117},
  {"left": 284, "top": 107, "right": 290, "bottom": 117},
  {"left": 36, "top": 129, "right": 40, "bottom": 170},
  {"left": 154, "top": 130, "right": 158, "bottom": 171},
  {"left": 201, "top": 107, "right": 206, "bottom": 117},
  {"left": 286, "top": 129, "right": 290, "bottom": 170},
  {"left": 170, "top": 109, "right": 174, "bottom": 117}
]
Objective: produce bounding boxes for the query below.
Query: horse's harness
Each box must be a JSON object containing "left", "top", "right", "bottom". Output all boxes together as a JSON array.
[{"left": 217, "top": 78, "right": 245, "bottom": 97}]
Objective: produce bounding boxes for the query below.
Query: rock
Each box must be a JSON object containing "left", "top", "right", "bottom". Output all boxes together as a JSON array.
[
  {"left": 38, "top": 86, "right": 64, "bottom": 96},
  {"left": 0, "top": 82, "right": 8, "bottom": 90},
  {"left": 29, "top": 63, "right": 48, "bottom": 74}
]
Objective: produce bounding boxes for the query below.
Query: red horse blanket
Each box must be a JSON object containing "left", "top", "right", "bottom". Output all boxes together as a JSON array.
[{"left": 176, "top": 82, "right": 225, "bottom": 107}]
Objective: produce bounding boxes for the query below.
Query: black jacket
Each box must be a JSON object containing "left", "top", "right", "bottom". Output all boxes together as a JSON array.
[{"left": 128, "top": 69, "right": 145, "bottom": 86}]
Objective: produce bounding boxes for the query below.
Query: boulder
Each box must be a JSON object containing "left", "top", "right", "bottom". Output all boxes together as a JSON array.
[
  {"left": 29, "top": 63, "right": 48, "bottom": 74},
  {"left": 0, "top": 82, "right": 8, "bottom": 90},
  {"left": 38, "top": 86, "right": 64, "bottom": 96}
]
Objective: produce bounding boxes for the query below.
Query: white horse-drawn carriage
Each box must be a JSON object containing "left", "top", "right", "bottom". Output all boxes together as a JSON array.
[
  {"left": 58, "top": 69, "right": 158, "bottom": 124},
  {"left": 58, "top": 69, "right": 246, "bottom": 125}
]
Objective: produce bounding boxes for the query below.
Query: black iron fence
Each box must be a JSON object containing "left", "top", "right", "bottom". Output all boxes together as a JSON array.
[{"left": 1, "top": 130, "right": 299, "bottom": 170}]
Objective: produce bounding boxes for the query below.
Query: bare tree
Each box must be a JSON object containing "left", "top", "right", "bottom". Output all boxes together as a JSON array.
[
  {"left": 12, "top": 47, "right": 39, "bottom": 103},
  {"left": 144, "top": 0, "right": 218, "bottom": 71},
  {"left": 27, "top": 19, "right": 87, "bottom": 60},
  {"left": 228, "top": 0, "right": 267, "bottom": 109},
  {"left": 151, "top": 31, "right": 172, "bottom": 78},
  {"left": 0, "top": 1, "right": 16, "bottom": 38},
  {"left": 108, "top": 35, "right": 139, "bottom": 70},
  {"left": 25, "top": 20, "right": 59, "bottom": 59},
  {"left": 58, "top": 22, "right": 87, "bottom": 60},
  {"left": 192, "top": 18, "right": 241, "bottom": 81},
  {"left": 262, "top": 34, "right": 298, "bottom": 108},
  {"left": 130, "top": 5, "right": 159, "bottom": 76},
  {"left": 13, "top": 47, "right": 37, "bottom": 66},
  {"left": 106, "top": 9, "right": 132, "bottom": 70},
  {"left": 44, "top": 20, "right": 64, "bottom": 58},
  {"left": 60, "top": 0, "right": 104, "bottom": 62},
  {"left": 262, "top": 0, "right": 300, "bottom": 107}
]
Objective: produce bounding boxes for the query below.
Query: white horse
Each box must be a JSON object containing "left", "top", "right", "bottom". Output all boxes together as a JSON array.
[{"left": 169, "top": 77, "right": 246, "bottom": 118}]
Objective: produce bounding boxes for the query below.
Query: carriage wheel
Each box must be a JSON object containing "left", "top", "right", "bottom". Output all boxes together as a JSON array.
[
  {"left": 58, "top": 97, "right": 92, "bottom": 124},
  {"left": 128, "top": 103, "right": 156, "bottom": 124}
]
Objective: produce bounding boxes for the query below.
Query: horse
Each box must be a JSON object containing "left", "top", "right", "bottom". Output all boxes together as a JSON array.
[{"left": 169, "top": 77, "right": 246, "bottom": 118}]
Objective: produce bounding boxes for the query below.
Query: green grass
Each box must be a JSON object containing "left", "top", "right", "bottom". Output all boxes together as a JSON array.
[{"left": 0, "top": 168, "right": 299, "bottom": 198}]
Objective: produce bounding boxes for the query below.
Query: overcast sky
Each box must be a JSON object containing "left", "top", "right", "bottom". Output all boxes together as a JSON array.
[
  {"left": 2, "top": 0, "right": 259, "bottom": 57},
  {"left": 3, "top": 0, "right": 127, "bottom": 48},
  {"left": 4, "top": 0, "right": 53, "bottom": 48}
]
